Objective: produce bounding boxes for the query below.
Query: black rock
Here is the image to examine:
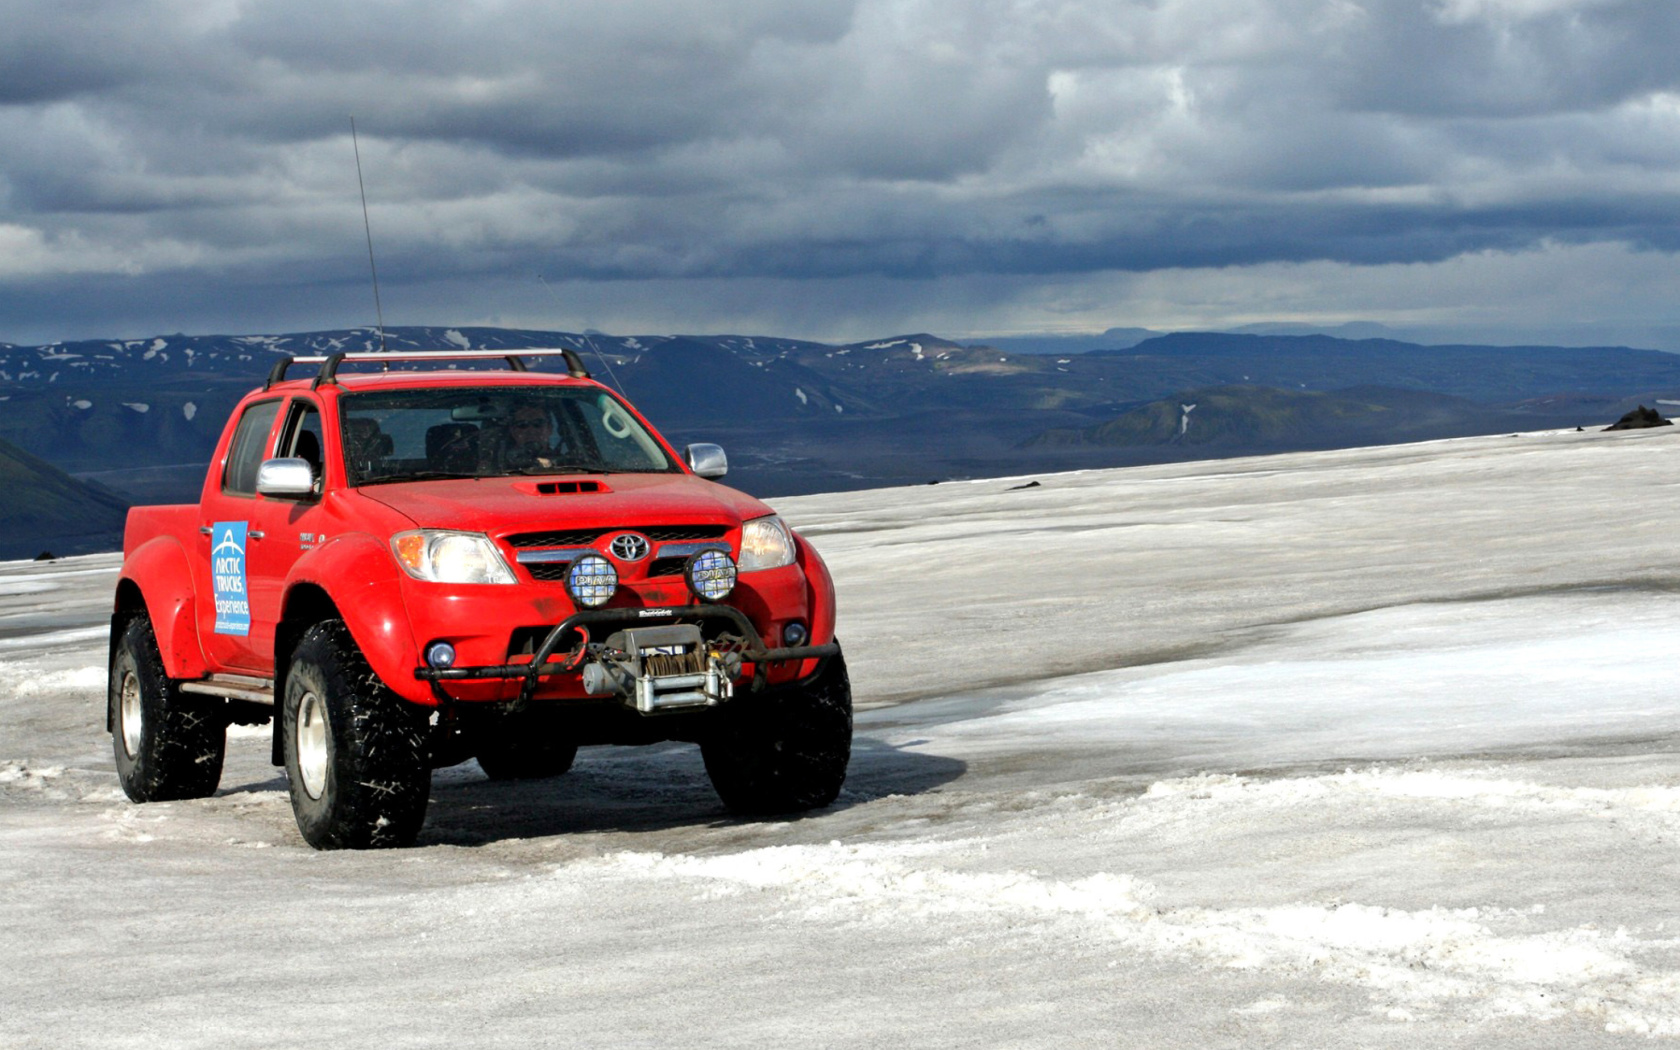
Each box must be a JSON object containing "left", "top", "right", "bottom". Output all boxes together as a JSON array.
[
  {"left": 1009, "top": 480, "right": 1042, "bottom": 490},
  {"left": 33, "top": 551, "right": 55, "bottom": 561},
  {"left": 1604, "top": 405, "right": 1673, "bottom": 431}
]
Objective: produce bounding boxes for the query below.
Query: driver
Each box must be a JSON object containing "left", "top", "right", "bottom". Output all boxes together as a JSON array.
[{"left": 503, "top": 401, "right": 562, "bottom": 469}]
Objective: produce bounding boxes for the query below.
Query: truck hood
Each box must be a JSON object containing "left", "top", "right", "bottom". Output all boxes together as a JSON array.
[{"left": 356, "top": 472, "right": 774, "bottom": 536}]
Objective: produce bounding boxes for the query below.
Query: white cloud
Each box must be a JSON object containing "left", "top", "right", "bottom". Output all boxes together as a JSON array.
[{"left": 1433, "top": 0, "right": 1616, "bottom": 24}]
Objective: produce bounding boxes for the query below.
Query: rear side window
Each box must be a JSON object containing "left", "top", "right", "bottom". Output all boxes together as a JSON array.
[{"left": 222, "top": 399, "right": 282, "bottom": 495}]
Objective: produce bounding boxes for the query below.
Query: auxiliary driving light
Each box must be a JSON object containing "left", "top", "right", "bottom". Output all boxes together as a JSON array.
[
  {"left": 782, "top": 622, "right": 808, "bottom": 648},
  {"left": 685, "top": 548, "right": 737, "bottom": 602},
  {"left": 426, "top": 642, "right": 457, "bottom": 669},
  {"left": 566, "top": 553, "right": 619, "bottom": 608}
]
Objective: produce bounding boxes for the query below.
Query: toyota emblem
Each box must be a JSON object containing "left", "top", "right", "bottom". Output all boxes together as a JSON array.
[{"left": 608, "top": 533, "right": 650, "bottom": 561}]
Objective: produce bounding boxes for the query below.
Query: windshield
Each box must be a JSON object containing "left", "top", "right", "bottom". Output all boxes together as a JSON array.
[{"left": 338, "top": 386, "right": 680, "bottom": 486}]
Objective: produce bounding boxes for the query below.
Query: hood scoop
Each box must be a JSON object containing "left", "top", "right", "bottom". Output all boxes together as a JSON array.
[{"left": 527, "top": 479, "right": 610, "bottom": 495}]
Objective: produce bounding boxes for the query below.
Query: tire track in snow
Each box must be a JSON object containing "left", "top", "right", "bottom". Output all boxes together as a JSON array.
[{"left": 576, "top": 766, "right": 1680, "bottom": 1034}]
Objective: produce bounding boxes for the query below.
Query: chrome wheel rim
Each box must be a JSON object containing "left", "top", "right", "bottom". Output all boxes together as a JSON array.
[
  {"left": 296, "top": 691, "right": 329, "bottom": 801},
  {"left": 118, "top": 670, "right": 142, "bottom": 758}
]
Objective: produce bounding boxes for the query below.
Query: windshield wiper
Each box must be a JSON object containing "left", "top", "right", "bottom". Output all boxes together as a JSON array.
[
  {"left": 511, "top": 463, "right": 609, "bottom": 476},
  {"left": 360, "top": 470, "right": 485, "bottom": 485}
]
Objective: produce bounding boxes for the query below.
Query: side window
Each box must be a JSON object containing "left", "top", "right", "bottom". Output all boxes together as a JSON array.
[
  {"left": 222, "top": 399, "right": 282, "bottom": 495},
  {"left": 278, "top": 400, "right": 325, "bottom": 478}
]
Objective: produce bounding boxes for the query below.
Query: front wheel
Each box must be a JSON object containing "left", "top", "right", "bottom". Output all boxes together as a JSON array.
[
  {"left": 701, "top": 651, "right": 852, "bottom": 814},
  {"left": 109, "top": 613, "right": 225, "bottom": 802},
  {"left": 282, "top": 620, "right": 431, "bottom": 849}
]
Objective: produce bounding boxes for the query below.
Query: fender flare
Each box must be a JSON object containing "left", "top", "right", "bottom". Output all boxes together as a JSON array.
[
  {"left": 281, "top": 533, "right": 428, "bottom": 706},
  {"left": 792, "top": 531, "right": 839, "bottom": 680},
  {"left": 793, "top": 531, "right": 837, "bottom": 646},
  {"left": 115, "top": 535, "right": 208, "bottom": 681}
]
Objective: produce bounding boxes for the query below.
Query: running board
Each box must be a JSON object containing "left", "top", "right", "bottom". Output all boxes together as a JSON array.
[{"left": 181, "top": 674, "right": 274, "bottom": 706}]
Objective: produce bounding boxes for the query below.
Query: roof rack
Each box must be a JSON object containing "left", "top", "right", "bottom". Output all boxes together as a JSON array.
[{"left": 263, "top": 348, "right": 592, "bottom": 390}]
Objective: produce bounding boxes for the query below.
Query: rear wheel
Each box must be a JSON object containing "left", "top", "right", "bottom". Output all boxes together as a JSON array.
[
  {"left": 701, "top": 651, "right": 852, "bottom": 814},
  {"left": 109, "top": 613, "right": 225, "bottom": 801},
  {"left": 282, "top": 620, "right": 431, "bottom": 849}
]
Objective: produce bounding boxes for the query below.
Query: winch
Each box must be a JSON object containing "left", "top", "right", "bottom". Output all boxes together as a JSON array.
[{"left": 579, "top": 624, "right": 743, "bottom": 713}]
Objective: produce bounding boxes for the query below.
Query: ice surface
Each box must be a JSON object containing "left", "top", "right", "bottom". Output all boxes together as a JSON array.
[{"left": 5, "top": 430, "right": 1680, "bottom": 1047}]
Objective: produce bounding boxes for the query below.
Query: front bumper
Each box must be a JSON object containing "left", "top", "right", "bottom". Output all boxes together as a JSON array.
[{"left": 413, "top": 604, "right": 839, "bottom": 709}]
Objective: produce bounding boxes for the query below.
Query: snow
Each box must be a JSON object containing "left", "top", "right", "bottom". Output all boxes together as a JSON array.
[
  {"left": 183, "top": 401, "right": 197, "bottom": 420},
  {"left": 442, "top": 329, "right": 471, "bottom": 350},
  {"left": 122, "top": 402, "right": 150, "bottom": 413},
  {"left": 6, "top": 429, "right": 1680, "bottom": 1046},
  {"left": 794, "top": 386, "right": 808, "bottom": 405},
  {"left": 69, "top": 399, "right": 91, "bottom": 410}
]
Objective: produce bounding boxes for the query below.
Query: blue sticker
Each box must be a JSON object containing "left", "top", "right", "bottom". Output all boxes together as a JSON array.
[{"left": 211, "top": 521, "right": 250, "bottom": 636}]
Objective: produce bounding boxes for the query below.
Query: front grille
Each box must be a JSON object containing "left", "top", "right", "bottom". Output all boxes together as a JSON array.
[
  {"left": 647, "top": 556, "right": 688, "bottom": 578},
  {"left": 640, "top": 525, "right": 730, "bottom": 542},
  {"left": 505, "top": 524, "right": 729, "bottom": 549},
  {"left": 527, "top": 562, "right": 572, "bottom": 581},
  {"left": 506, "top": 528, "right": 600, "bottom": 549}
]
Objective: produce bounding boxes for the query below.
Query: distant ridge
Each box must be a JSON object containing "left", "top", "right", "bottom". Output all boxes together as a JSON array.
[
  {"left": 4, "top": 325, "right": 1680, "bottom": 555},
  {"left": 0, "top": 436, "right": 128, "bottom": 559},
  {"left": 1025, "top": 385, "right": 1507, "bottom": 451}
]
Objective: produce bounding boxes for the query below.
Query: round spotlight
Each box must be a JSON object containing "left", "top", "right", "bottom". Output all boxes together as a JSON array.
[
  {"left": 426, "top": 641, "right": 457, "bottom": 669},
  {"left": 566, "top": 553, "right": 618, "bottom": 609},
  {"left": 782, "top": 622, "right": 808, "bottom": 648},
  {"left": 685, "top": 548, "right": 737, "bottom": 602}
]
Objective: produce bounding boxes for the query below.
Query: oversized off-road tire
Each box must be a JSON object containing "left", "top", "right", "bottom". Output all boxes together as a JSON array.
[
  {"left": 282, "top": 619, "right": 431, "bottom": 850},
  {"left": 109, "top": 613, "right": 226, "bottom": 802},
  {"left": 701, "top": 651, "right": 852, "bottom": 814},
  {"left": 475, "top": 712, "right": 579, "bottom": 781}
]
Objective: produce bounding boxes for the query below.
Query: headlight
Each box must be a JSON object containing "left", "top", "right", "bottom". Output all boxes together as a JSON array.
[
  {"left": 391, "top": 530, "right": 516, "bottom": 585},
  {"left": 685, "top": 548, "right": 737, "bottom": 601},
  {"left": 738, "top": 515, "right": 796, "bottom": 572},
  {"left": 566, "top": 553, "right": 618, "bottom": 608}
]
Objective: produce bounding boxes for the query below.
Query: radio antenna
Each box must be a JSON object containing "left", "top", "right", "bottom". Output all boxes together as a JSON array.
[
  {"left": 350, "top": 115, "right": 387, "bottom": 354},
  {"left": 537, "top": 273, "right": 629, "bottom": 397}
]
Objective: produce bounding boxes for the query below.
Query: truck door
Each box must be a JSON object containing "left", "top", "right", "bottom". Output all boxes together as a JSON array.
[
  {"left": 198, "top": 397, "right": 283, "bottom": 673},
  {"left": 243, "top": 398, "right": 329, "bottom": 667}
]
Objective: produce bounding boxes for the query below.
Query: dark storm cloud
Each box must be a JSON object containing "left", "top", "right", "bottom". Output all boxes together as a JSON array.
[{"left": 3, "top": 0, "right": 1680, "bottom": 339}]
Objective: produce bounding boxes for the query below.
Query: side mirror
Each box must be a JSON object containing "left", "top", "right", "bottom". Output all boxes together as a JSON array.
[
  {"left": 684, "top": 443, "right": 728, "bottom": 479},
  {"left": 257, "top": 457, "right": 318, "bottom": 498}
]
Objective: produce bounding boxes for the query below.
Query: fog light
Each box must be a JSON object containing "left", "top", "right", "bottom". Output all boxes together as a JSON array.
[
  {"left": 426, "top": 641, "right": 457, "bottom": 669},
  {"left": 566, "top": 553, "right": 618, "bottom": 609},
  {"left": 783, "top": 622, "right": 808, "bottom": 647},
  {"left": 685, "top": 548, "right": 737, "bottom": 601}
]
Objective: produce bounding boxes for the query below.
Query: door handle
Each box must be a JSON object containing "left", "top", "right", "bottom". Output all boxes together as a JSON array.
[{"left": 201, "top": 525, "right": 262, "bottom": 538}]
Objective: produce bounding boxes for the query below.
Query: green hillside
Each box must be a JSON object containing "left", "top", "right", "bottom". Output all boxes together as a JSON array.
[{"left": 0, "top": 435, "right": 129, "bottom": 558}]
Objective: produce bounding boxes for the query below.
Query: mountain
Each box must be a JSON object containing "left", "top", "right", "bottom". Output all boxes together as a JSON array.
[
  {"left": 967, "top": 327, "right": 1161, "bottom": 354},
  {"left": 1025, "top": 385, "right": 1508, "bottom": 451},
  {"left": 0, "top": 436, "right": 129, "bottom": 559},
  {"left": 3, "top": 326, "right": 1680, "bottom": 554}
]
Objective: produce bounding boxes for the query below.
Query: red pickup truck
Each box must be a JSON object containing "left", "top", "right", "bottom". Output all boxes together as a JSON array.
[{"left": 108, "top": 349, "right": 849, "bottom": 849}]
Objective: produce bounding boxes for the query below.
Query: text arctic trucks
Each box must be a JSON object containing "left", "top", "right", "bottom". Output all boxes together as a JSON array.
[{"left": 109, "top": 349, "right": 850, "bottom": 849}]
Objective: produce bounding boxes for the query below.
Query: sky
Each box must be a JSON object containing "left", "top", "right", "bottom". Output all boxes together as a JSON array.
[{"left": 4, "top": 0, "right": 1680, "bottom": 346}]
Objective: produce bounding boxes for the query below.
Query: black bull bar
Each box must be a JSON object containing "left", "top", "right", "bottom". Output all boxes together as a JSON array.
[{"left": 413, "top": 605, "right": 839, "bottom": 706}]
